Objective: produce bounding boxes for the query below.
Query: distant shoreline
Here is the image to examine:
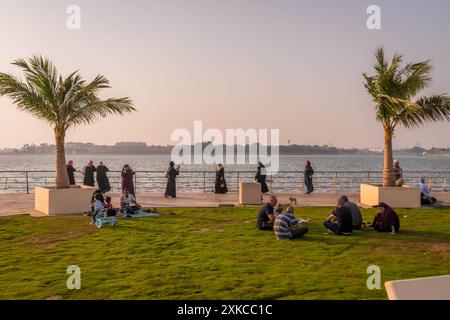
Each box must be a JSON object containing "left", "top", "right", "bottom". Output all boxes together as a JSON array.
[
  {"left": 1, "top": 152, "right": 447, "bottom": 157},
  {"left": 0, "top": 142, "right": 448, "bottom": 157}
]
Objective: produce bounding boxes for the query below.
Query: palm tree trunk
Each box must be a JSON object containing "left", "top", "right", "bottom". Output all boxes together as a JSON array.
[
  {"left": 55, "top": 129, "right": 70, "bottom": 189},
  {"left": 383, "top": 129, "right": 395, "bottom": 187}
]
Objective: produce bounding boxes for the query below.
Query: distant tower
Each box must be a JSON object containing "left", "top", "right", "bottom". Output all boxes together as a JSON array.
[{"left": 288, "top": 139, "right": 291, "bottom": 146}]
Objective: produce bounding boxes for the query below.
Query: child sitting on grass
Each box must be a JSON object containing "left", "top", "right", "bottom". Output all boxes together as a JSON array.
[
  {"left": 104, "top": 196, "right": 117, "bottom": 217},
  {"left": 91, "top": 193, "right": 105, "bottom": 224}
]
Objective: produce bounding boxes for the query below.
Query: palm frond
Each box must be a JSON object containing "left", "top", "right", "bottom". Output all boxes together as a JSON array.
[
  {"left": 13, "top": 56, "right": 59, "bottom": 109},
  {"left": 0, "top": 72, "right": 56, "bottom": 122},
  {"left": 1, "top": 55, "right": 136, "bottom": 133},
  {"left": 363, "top": 47, "right": 449, "bottom": 131},
  {"left": 64, "top": 96, "right": 135, "bottom": 129},
  {"left": 373, "top": 47, "right": 388, "bottom": 74},
  {"left": 399, "top": 61, "right": 433, "bottom": 98}
]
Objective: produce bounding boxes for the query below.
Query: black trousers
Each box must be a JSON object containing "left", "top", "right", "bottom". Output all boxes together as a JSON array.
[
  {"left": 257, "top": 221, "right": 274, "bottom": 231},
  {"left": 291, "top": 227, "right": 309, "bottom": 239}
]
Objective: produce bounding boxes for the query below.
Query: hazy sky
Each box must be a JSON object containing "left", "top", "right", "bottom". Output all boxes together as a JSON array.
[{"left": 0, "top": 0, "right": 449, "bottom": 149}]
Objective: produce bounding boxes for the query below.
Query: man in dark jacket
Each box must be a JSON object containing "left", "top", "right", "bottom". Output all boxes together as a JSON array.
[
  {"left": 66, "top": 160, "right": 76, "bottom": 185},
  {"left": 257, "top": 195, "right": 277, "bottom": 230},
  {"left": 340, "top": 195, "right": 363, "bottom": 229}
]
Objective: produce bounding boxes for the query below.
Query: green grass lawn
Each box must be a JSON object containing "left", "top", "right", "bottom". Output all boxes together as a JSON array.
[{"left": 0, "top": 206, "right": 449, "bottom": 300}]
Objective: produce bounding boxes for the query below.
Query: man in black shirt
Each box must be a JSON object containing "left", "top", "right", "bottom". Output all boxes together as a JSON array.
[
  {"left": 323, "top": 197, "right": 353, "bottom": 235},
  {"left": 257, "top": 195, "right": 277, "bottom": 230}
]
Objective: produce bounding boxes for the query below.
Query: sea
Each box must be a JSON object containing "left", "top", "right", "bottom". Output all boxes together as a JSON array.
[{"left": 0, "top": 154, "right": 448, "bottom": 193}]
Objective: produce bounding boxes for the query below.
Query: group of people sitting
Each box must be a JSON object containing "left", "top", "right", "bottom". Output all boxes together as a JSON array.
[
  {"left": 257, "top": 195, "right": 401, "bottom": 240},
  {"left": 86, "top": 189, "right": 142, "bottom": 224},
  {"left": 257, "top": 195, "right": 311, "bottom": 240}
]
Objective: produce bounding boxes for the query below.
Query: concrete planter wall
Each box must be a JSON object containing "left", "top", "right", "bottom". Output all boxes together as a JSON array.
[
  {"left": 360, "top": 183, "right": 421, "bottom": 209},
  {"left": 239, "top": 182, "right": 262, "bottom": 205},
  {"left": 385, "top": 275, "right": 450, "bottom": 300},
  {"left": 35, "top": 185, "right": 97, "bottom": 216}
]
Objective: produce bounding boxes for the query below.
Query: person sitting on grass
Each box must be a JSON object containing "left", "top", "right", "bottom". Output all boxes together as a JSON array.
[
  {"left": 393, "top": 159, "right": 404, "bottom": 187},
  {"left": 104, "top": 196, "right": 117, "bottom": 217},
  {"left": 120, "top": 189, "right": 141, "bottom": 214},
  {"left": 274, "top": 203, "right": 285, "bottom": 217},
  {"left": 91, "top": 193, "right": 105, "bottom": 224},
  {"left": 274, "top": 205, "right": 309, "bottom": 240},
  {"left": 256, "top": 195, "right": 277, "bottom": 230},
  {"left": 372, "top": 202, "right": 400, "bottom": 234},
  {"left": 323, "top": 197, "right": 353, "bottom": 235},
  {"left": 340, "top": 195, "right": 363, "bottom": 230},
  {"left": 84, "top": 189, "right": 103, "bottom": 216},
  {"left": 416, "top": 178, "right": 437, "bottom": 205}
]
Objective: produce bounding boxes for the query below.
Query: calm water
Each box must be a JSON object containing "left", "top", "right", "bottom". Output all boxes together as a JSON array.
[
  {"left": 0, "top": 154, "right": 449, "bottom": 172},
  {"left": 0, "top": 154, "right": 449, "bottom": 193}
]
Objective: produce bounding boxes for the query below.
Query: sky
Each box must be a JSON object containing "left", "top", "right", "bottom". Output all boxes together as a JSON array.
[{"left": 0, "top": 0, "right": 449, "bottom": 149}]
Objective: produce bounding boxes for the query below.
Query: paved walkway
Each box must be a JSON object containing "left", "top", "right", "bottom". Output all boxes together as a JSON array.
[{"left": 1, "top": 191, "right": 449, "bottom": 217}]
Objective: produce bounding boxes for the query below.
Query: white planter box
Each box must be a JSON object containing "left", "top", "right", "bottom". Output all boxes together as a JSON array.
[
  {"left": 360, "top": 183, "right": 421, "bottom": 209},
  {"left": 239, "top": 182, "right": 262, "bottom": 205},
  {"left": 35, "top": 185, "right": 97, "bottom": 216},
  {"left": 385, "top": 275, "right": 450, "bottom": 300}
]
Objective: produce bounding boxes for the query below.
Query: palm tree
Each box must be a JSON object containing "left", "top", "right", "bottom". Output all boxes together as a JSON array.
[
  {"left": 0, "top": 56, "right": 135, "bottom": 189},
  {"left": 364, "top": 47, "right": 450, "bottom": 187}
]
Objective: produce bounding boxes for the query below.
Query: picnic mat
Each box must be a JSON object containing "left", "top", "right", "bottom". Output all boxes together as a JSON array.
[{"left": 124, "top": 211, "right": 160, "bottom": 218}]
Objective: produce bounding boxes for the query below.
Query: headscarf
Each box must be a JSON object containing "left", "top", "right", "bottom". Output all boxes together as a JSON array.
[
  {"left": 376, "top": 202, "right": 400, "bottom": 232},
  {"left": 305, "top": 161, "right": 312, "bottom": 169}
]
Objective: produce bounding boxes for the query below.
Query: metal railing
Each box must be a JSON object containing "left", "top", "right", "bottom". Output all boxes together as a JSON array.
[{"left": 0, "top": 170, "right": 448, "bottom": 194}]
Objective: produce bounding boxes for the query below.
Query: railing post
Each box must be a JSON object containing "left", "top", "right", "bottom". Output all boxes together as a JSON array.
[
  {"left": 334, "top": 172, "right": 338, "bottom": 193},
  {"left": 237, "top": 172, "right": 240, "bottom": 192},
  {"left": 301, "top": 172, "right": 305, "bottom": 193},
  {"left": 134, "top": 172, "right": 137, "bottom": 193},
  {"left": 26, "top": 171, "right": 29, "bottom": 194},
  {"left": 367, "top": 171, "right": 370, "bottom": 184},
  {"left": 203, "top": 171, "right": 206, "bottom": 193}
]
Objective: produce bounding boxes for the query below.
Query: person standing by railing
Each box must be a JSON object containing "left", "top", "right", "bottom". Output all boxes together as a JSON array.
[
  {"left": 121, "top": 164, "right": 136, "bottom": 197},
  {"left": 304, "top": 160, "right": 315, "bottom": 194},
  {"left": 82, "top": 160, "right": 96, "bottom": 187},
  {"left": 67, "top": 160, "right": 76, "bottom": 185},
  {"left": 255, "top": 162, "right": 269, "bottom": 193},
  {"left": 214, "top": 163, "right": 228, "bottom": 194},
  {"left": 165, "top": 161, "right": 180, "bottom": 198},
  {"left": 96, "top": 161, "right": 111, "bottom": 193}
]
